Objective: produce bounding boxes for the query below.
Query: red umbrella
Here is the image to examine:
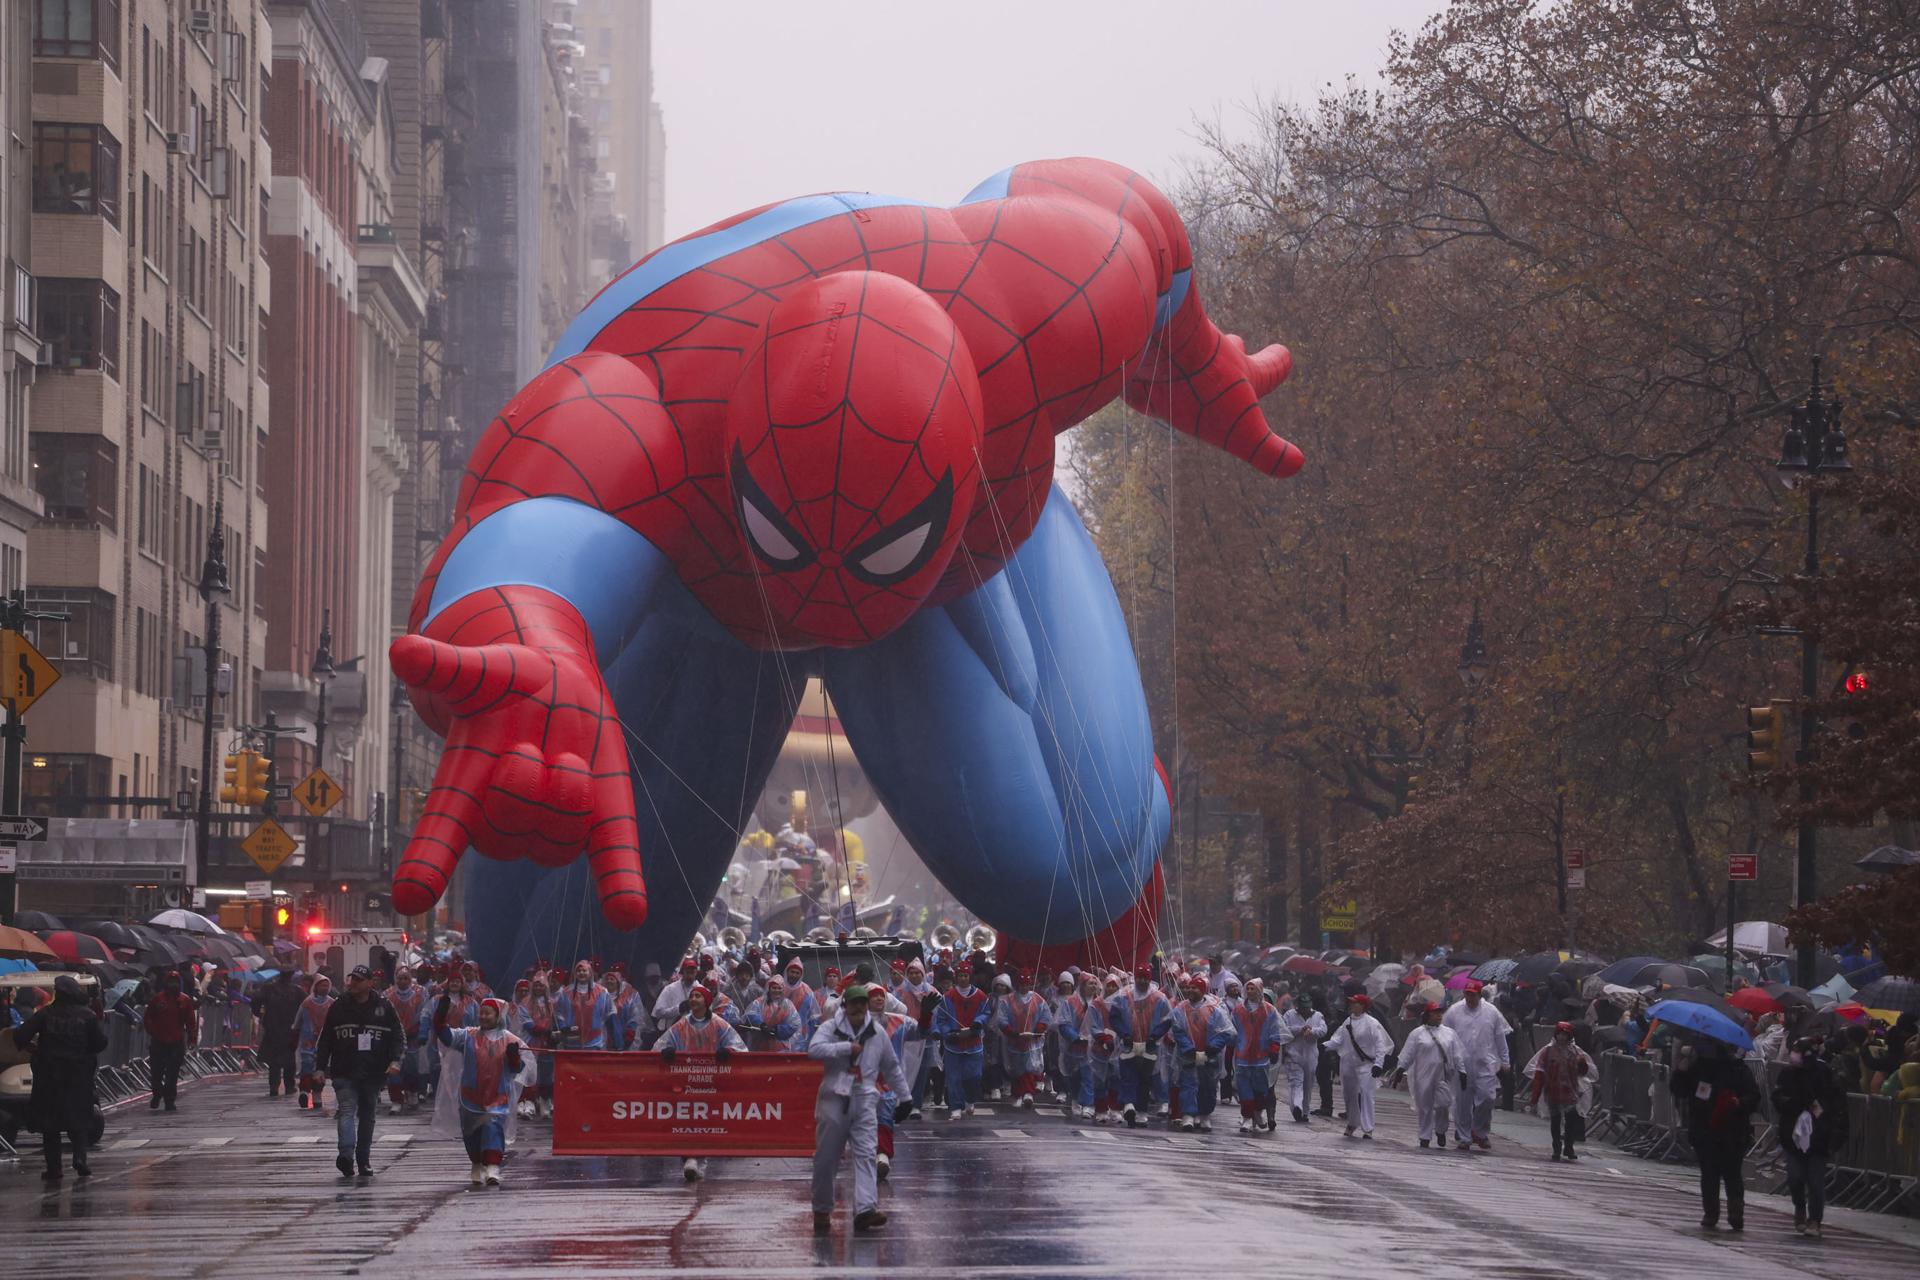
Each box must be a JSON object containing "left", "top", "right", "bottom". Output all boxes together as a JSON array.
[
  {"left": 1727, "top": 986, "right": 1782, "bottom": 1017},
  {"left": 40, "top": 930, "right": 116, "bottom": 964},
  {"left": 1832, "top": 1002, "right": 1868, "bottom": 1024},
  {"left": 1280, "top": 955, "right": 1330, "bottom": 976}
]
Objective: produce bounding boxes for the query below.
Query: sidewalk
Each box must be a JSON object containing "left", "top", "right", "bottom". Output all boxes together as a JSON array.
[{"left": 1372, "top": 1084, "right": 1920, "bottom": 1249}]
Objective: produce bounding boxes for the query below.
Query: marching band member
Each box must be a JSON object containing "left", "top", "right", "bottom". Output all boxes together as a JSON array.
[
  {"left": 1281, "top": 991, "right": 1326, "bottom": 1124},
  {"left": 1395, "top": 1000, "right": 1460, "bottom": 1148},
  {"left": 433, "top": 995, "right": 529, "bottom": 1187},
  {"left": 1087, "top": 974, "right": 1123, "bottom": 1122},
  {"left": 460, "top": 961, "right": 492, "bottom": 999},
  {"left": 994, "top": 970, "right": 1051, "bottom": 1109},
  {"left": 872, "top": 991, "right": 917, "bottom": 1180},
  {"left": 656, "top": 984, "right": 747, "bottom": 1183},
  {"left": 296, "top": 975, "right": 335, "bottom": 1112},
  {"left": 651, "top": 959, "right": 702, "bottom": 1036},
  {"left": 983, "top": 973, "right": 1012, "bottom": 1100},
  {"left": 809, "top": 983, "right": 905, "bottom": 1234},
  {"left": 783, "top": 959, "right": 817, "bottom": 1024},
  {"left": 1232, "top": 978, "right": 1287, "bottom": 1134},
  {"left": 1053, "top": 974, "right": 1092, "bottom": 1118},
  {"left": 931, "top": 961, "right": 991, "bottom": 1119},
  {"left": 1106, "top": 966, "right": 1188, "bottom": 1128},
  {"left": 385, "top": 967, "right": 428, "bottom": 1114},
  {"left": 556, "top": 960, "right": 617, "bottom": 1050},
  {"left": 513, "top": 976, "right": 558, "bottom": 1117},
  {"left": 743, "top": 975, "right": 804, "bottom": 1050},
  {"left": 1332, "top": 993, "right": 1392, "bottom": 1139},
  {"left": 601, "top": 967, "right": 642, "bottom": 1050},
  {"left": 1176, "top": 977, "right": 1234, "bottom": 1132}
]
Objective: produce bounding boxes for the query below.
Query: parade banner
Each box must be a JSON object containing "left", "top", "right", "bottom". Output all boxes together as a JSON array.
[{"left": 551, "top": 1050, "right": 822, "bottom": 1157}]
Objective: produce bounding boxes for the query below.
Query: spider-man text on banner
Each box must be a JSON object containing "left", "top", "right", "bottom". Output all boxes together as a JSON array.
[{"left": 551, "top": 1051, "right": 822, "bottom": 1157}]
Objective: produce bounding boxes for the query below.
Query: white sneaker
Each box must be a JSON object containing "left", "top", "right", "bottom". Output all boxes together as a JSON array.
[
  {"left": 470, "top": 1163, "right": 485, "bottom": 1187},
  {"left": 387, "top": 1103, "right": 401, "bottom": 1116},
  {"left": 1016, "top": 1095, "right": 1032, "bottom": 1110},
  {"left": 1155, "top": 1103, "right": 1170, "bottom": 1117},
  {"left": 947, "top": 1109, "right": 964, "bottom": 1122},
  {"left": 1199, "top": 1120, "right": 1213, "bottom": 1133},
  {"left": 682, "top": 1158, "right": 702, "bottom": 1183},
  {"left": 876, "top": 1153, "right": 890, "bottom": 1180},
  {"left": 484, "top": 1166, "right": 502, "bottom": 1187},
  {"left": 965, "top": 1105, "right": 978, "bottom": 1117},
  {"left": 1177, "top": 1117, "right": 1195, "bottom": 1131},
  {"left": 1239, "top": 1117, "right": 1255, "bottom": 1134}
]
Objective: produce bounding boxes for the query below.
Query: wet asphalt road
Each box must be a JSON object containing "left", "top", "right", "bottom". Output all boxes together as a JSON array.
[{"left": 4, "top": 1072, "right": 1917, "bottom": 1278}]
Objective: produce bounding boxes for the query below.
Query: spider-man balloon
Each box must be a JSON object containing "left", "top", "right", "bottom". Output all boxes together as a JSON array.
[{"left": 394, "top": 158, "right": 1300, "bottom": 979}]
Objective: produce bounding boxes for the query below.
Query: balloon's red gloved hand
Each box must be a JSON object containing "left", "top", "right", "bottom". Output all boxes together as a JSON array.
[{"left": 388, "top": 586, "right": 646, "bottom": 930}]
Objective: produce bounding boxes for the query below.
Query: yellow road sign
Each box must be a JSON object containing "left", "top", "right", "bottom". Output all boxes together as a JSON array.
[
  {"left": 0, "top": 632, "right": 60, "bottom": 714},
  {"left": 294, "top": 767, "right": 345, "bottom": 818},
  {"left": 240, "top": 818, "right": 299, "bottom": 875},
  {"left": 1320, "top": 898, "right": 1359, "bottom": 932}
]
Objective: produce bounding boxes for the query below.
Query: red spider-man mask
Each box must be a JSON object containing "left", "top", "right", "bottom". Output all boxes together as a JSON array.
[{"left": 725, "top": 271, "right": 985, "bottom": 649}]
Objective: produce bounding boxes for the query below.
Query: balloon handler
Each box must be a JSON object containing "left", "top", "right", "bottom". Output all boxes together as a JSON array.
[{"left": 386, "top": 157, "right": 1303, "bottom": 985}]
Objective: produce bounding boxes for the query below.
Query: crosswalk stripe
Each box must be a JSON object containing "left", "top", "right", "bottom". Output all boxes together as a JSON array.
[
  {"left": 991, "top": 1129, "right": 1029, "bottom": 1139},
  {"left": 194, "top": 1136, "right": 233, "bottom": 1147},
  {"left": 285, "top": 1135, "right": 323, "bottom": 1144},
  {"left": 378, "top": 1133, "right": 412, "bottom": 1143},
  {"left": 108, "top": 1138, "right": 150, "bottom": 1150},
  {"left": 1075, "top": 1129, "right": 1118, "bottom": 1141}
]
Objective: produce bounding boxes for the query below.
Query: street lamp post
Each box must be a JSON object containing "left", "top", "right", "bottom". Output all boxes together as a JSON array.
[
  {"left": 1457, "top": 599, "right": 1489, "bottom": 782},
  {"left": 195, "top": 500, "right": 231, "bottom": 888},
  {"left": 311, "top": 609, "right": 335, "bottom": 775},
  {"left": 1775, "top": 357, "right": 1850, "bottom": 988}
]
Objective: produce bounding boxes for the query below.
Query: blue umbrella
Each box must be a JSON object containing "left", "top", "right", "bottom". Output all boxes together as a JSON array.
[{"left": 1646, "top": 999, "right": 1754, "bottom": 1051}]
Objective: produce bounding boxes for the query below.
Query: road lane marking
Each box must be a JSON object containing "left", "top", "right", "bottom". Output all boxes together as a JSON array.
[
  {"left": 1075, "top": 1129, "right": 1118, "bottom": 1141},
  {"left": 285, "top": 1135, "right": 323, "bottom": 1144},
  {"left": 108, "top": 1138, "right": 150, "bottom": 1150},
  {"left": 991, "top": 1129, "right": 1029, "bottom": 1139},
  {"left": 378, "top": 1133, "right": 412, "bottom": 1143}
]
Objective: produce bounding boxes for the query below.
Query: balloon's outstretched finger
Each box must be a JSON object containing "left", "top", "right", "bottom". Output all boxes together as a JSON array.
[
  {"left": 390, "top": 635, "right": 522, "bottom": 713},
  {"left": 587, "top": 771, "right": 646, "bottom": 930},
  {"left": 391, "top": 783, "right": 486, "bottom": 915},
  {"left": 1246, "top": 342, "right": 1293, "bottom": 396}
]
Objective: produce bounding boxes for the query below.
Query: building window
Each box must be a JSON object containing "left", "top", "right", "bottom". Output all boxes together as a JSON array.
[
  {"left": 32, "top": 123, "right": 121, "bottom": 225},
  {"left": 38, "top": 278, "right": 120, "bottom": 376},
  {"left": 22, "top": 752, "right": 111, "bottom": 819},
  {"left": 29, "top": 432, "right": 117, "bottom": 527},
  {"left": 33, "top": 0, "right": 121, "bottom": 70},
  {"left": 24, "top": 588, "right": 115, "bottom": 678}
]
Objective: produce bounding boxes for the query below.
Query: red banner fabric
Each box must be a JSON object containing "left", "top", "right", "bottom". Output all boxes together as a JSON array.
[{"left": 551, "top": 1050, "right": 823, "bottom": 1157}]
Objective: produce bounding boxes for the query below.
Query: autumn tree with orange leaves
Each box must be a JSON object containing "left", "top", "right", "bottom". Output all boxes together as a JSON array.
[{"left": 1077, "top": 0, "right": 1920, "bottom": 959}]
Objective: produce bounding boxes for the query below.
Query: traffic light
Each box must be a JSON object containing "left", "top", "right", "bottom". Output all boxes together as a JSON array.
[
  {"left": 1747, "top": 703, "right": 1786, "bottom": 773},
  {"left": 219, "top": 753, "right": 242, "bottom": 805},
  {"left": 239, "top": 750, "right": 271, "bottom": 807}
]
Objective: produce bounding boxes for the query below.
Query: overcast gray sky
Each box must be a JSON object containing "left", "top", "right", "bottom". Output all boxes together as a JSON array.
[{"left": 652, "top": 1, "right": 1448, "bottom": 240}]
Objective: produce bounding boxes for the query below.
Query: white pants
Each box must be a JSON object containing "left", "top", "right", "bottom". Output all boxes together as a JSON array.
[
  {"left": 1285, "top": 1053, "right": 1316, "bottom": 1113},
  {"left": 1341, "top": 1065, "right": 1376, "bottom": 1133},
  {"left": 1454, "top": 1067, "right": 1499, "bottom": 1142},
  {"left": 1410, "top": 1073, "right": 1454, "bottom": 1142},
  {"left": 812, "top": 1092, "right": 879, "bottom": 1215}
]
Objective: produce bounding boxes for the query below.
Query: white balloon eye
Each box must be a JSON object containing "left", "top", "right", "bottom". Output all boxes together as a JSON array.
[
  {"left": 742, "top": 495, "right": 805, "bottom": 566},
  {"left": 855, "top": 522, "right": 930, "bottom": 579},
  {"left": 730, "top": 446, "right": 815, "bottom": 571},
  {"left": 845, "top": 471, "right": 956, "bottom": 587}
]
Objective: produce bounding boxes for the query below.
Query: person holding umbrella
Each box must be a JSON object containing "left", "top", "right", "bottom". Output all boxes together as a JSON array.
[
  {"left": 1669, "top": 1035, "right": 1761, "bottom": 1231},
  {"left": 1771, "top": 1036, "right": 1843, "bottom": 1237}
]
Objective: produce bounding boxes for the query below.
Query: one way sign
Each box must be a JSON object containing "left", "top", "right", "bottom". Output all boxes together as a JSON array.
[{"left": 0, "top": 815, "right": 49, "bottom": 842}]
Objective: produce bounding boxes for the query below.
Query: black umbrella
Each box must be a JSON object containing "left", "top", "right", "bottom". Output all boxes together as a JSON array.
[
  {"left": 1854, "top": 976, "right": 1920, "bottom": 1017},
  {"left": 74, "top": 919, "right": 145, "bottom": 951},
  {"left": 14, "top": 910, "right": 65, "bottom": 932},
  {"left": 1855, "top": 845, "right": 1919, "bottom": 876},
  {"left": 1514, "top": 952, "right": 1564, "bottom": 984},
  {"left": 1763, "top": 983, "right": 1815, "bottom": 1011}
]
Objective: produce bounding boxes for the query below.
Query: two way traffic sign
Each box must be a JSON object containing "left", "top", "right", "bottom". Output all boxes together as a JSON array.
[
  {"left": 240, "top": 818, "right": 299, "bottom": 875},
  {"left": 295, "top": 768, "right": 344, "bottom": 818}
]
